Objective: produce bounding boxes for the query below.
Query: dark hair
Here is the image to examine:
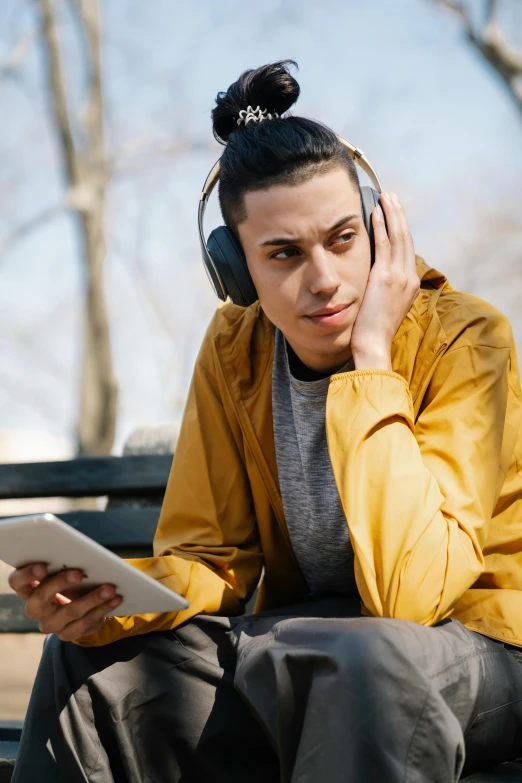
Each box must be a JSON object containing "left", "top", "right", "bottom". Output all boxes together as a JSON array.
[{"left": 211, "top": 60, "right": 360, "bottom": 233}]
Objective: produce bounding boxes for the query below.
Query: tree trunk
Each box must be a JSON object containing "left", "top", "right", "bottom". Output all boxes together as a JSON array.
[
  {"left": 38, "top": 0, "right": 117, "bottom": 455},
  {"left": 77, "top": 208, "right": 118, "bottom": 456}
]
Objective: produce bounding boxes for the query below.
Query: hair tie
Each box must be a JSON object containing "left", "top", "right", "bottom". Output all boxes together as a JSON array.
[{"left": 236, "top": 105, "right": 280, "bottom": 126}]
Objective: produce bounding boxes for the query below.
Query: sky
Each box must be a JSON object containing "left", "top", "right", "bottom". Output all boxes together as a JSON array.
[{"left": 0, "top": 0, "right": 521, "bottom": 454}]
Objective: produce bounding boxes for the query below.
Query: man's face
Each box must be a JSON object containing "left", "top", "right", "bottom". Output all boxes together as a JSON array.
[{"left": 237, "top": 167, "right": 372, "bottom": 373}]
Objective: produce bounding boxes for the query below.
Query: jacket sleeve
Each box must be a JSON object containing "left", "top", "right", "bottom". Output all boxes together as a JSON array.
[
  {"left": 76, "top": 318, "right": 263, "bottom": 647},
  {"left": 326, "top": 311, "right": 513, "bottom": 625}
]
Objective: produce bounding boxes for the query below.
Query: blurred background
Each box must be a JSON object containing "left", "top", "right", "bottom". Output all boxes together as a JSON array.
[{"left": 0, "top": 0, "right": 521, "bottom": 718}]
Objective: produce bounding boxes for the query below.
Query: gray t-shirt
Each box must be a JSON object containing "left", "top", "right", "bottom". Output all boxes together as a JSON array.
[{"left": 272, "top": 328, "right": 359, "bottom": 597}]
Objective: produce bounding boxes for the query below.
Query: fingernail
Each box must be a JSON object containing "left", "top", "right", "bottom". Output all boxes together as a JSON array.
[
  {"left": 391, "top": 193, "right": 399, "bottom": 204},
  {"left": 32, "top": 565, "right": 47, "bottom": 579},
  {"left": 66, "top": 570, "right": 82, "bottom": 584},
  {"left": 100, "top": 587, "right": 114, "bottom": 599},
  {"left": 108, "top": 596, "right": 122, "bottom": 608},
  {"left": 376, "top": 204, "right": 384, "bottom": 218}
]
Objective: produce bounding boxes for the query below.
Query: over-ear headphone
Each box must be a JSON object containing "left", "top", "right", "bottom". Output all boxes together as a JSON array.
[{"left": 198, "top": 136, "right": 383, "bottom": 307}]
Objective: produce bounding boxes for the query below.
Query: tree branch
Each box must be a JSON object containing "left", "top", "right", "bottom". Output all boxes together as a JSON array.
[
  {"left": 0, "top": 32, "right": 34, "bottom": 81},
  {"left": 109, "top": 136, "right": 218, "bottom": 177},
  {"left": 434, "top": 0, "right": 522, "bottom": 112},
  {"left": 0, "top": 202, "right": 65, "bottom": 261},
  {"left": 436, "top": 0, "right": 472, "bottom": 31},
  {"left": 38, "top": 0, "right": 79, "bottom": 182},
  {"left": 68, "top": 0, "right": 106, "bottom": 176},
  {"left": 481, "top": 0, "right": 522, "bottom": 73}
]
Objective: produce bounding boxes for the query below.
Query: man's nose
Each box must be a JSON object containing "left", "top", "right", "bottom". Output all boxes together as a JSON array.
[{"left": 307, "top": 248, "right": 342, "bottom": 295}]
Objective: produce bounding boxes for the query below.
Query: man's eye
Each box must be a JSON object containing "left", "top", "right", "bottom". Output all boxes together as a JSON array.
[
  {"left": 333, "top": 232, "right": 355, "bottom": 245},
  {"left": 272, "top": 247, "right": 300, "bottom": 260}
]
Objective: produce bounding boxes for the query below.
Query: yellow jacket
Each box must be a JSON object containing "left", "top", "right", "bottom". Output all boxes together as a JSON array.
[{"left": 78, "top": 258, "right": 522, "bottom": 648}]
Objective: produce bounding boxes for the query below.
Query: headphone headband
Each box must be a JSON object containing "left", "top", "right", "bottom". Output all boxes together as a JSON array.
[{"left": 198, "top": 136, "right": 384, "bottom": 301}]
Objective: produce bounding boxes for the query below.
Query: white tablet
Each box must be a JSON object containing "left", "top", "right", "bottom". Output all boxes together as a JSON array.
[{"left": 0, "top": 513, "right": 189, "bottom": 617}]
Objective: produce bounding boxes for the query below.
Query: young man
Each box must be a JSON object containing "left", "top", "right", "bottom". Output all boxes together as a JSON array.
[{"left": 10, "top": 61, "right": 522, "bottom": 782}]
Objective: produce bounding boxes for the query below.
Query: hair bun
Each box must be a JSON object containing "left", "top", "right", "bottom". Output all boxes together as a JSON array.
[{"left": 212, "top": 60, "right": 300, "bottom": 144}]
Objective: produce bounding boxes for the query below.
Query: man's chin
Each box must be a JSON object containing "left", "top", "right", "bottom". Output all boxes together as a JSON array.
[
  {"left": 307, "top": 325, "right": 353, "bottom": 352},
  {"left": 290, "top": 331, "right": 353, "bottom": 372}
]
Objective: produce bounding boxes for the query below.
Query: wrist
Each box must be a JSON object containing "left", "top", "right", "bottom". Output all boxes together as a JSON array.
[{"left": 352, "top": 347, "right": 392, "bottom": 371}]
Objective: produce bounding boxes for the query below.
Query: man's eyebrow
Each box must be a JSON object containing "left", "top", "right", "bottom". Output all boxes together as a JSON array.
[{"left": 259, "top": 214, "right": 360, "bottom": 247}]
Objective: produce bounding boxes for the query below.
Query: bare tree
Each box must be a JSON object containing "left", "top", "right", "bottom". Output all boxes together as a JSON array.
[
  {"left": 0, "top": 2, "right": 218, "bottom": 454},
  {"left": 434, "top": 0, "right": 522, "bottom": 113},
  {"left": 38, "top": 0, "right": 117, "bottom": 455}
]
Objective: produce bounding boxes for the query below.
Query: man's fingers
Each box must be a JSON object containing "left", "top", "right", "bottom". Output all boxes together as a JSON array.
[
  {"left": 378, "top": 193, "right": 413, "bottom": 266},
  {"left": 38, "top": 584, "right": 120, "bottom": 635},
  {"left": 10, "top": 564, "right": 122, "bottom": 642},
  {"left": 391, "top": 193, "right": 417, "bottom": 276},
  {"left": 376, "top": 193, "right": 418, "bottom": 300},
  {"left": 58, "top": 617, "right": 105, "bottom": 643},
  {"left": 8, "top": 564, "right": 48, "bottom": 600},
  {"left": 378, "top": 192, "right": 401, "bottom": 253},
  {"left": 372, "top": 203, "right": 391, "bottom": 266},
  {"left": 56, "top": 595, "right": 122, "bottom": 642},
  {"left": 53, "top": 592, "right": 72, "bottom": 607},
  {"left": 24, "top": 569, "right": 84, "bottom": 620}
]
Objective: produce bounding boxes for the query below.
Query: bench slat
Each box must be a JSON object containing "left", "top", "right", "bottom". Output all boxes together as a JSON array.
[
  {"left": 0, "top": 508, "right": 160, "bottom": 550},
  {"left": 0, "top": 723, "right": 23, "bottom": 742},
  {"left": 0, "top": 454, "right": 172, "bottom": 500},
  {"left": 54, "top": 508, "right": 159, "bottom": 548},
  {"left": 0, "top": 593, "right": 38, "bottom": 633}
]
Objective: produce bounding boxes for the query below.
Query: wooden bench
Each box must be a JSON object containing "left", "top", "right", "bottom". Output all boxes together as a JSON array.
[{"left": 0, "top": 432, "right": 521, "bottom": 782}]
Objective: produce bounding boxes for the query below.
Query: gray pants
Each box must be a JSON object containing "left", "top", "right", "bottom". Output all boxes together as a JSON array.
[{"left": 12, "top": 596, "right": 522, "bottom": 783}]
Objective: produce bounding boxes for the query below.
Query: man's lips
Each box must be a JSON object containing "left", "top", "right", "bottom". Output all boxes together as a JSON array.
[
  {"left": 307, "top": 304, "right": 348, "bottom": 317},
  {"left": 305, "top": 303, "right": 353, "bottom": 327}
]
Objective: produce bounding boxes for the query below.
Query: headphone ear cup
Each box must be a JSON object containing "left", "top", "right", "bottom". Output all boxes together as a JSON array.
[
  {"left": 206, "top": 227, "right": 258, "bottom": 307},
  {"left": 360, "top": 186, "right": 381, "bottom": 266}
]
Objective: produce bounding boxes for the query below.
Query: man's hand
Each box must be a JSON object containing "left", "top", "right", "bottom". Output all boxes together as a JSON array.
[
  {"left": 351, "top": 192, "right": 420, "bottom": 371},
  {"left": 8, "top": 563, "right": 122, "bottom": 642}
]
